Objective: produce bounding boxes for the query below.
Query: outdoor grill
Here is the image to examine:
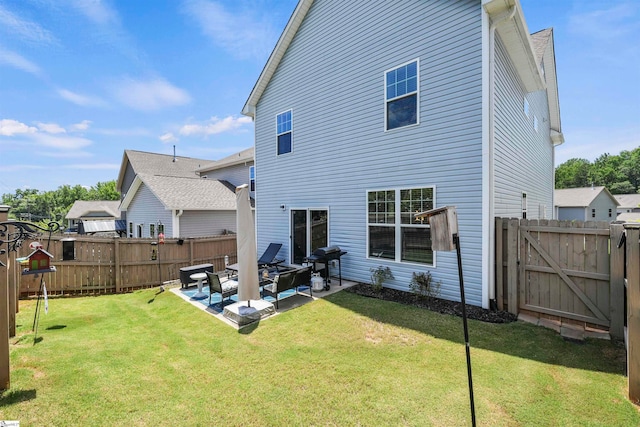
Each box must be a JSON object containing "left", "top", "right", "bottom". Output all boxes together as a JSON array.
[{"left": 303, "top": 245, "right": 347, "bottom": 290}]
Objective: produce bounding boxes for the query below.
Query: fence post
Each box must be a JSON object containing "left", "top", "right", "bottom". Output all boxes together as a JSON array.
[
  {"left": 495, "top": 218, "right": 504, "bottom": 310},
  {"left": 626, "top": 223, "right": 640, "bottom": 404},
  {"left": 115, "top": 239, "right": 121, "bottom": 293},
  {"left": 507, "top": 218, "right": 519, "bottom": 315},
  {"left": 610, "top": 224, "right": 625, "bottom": 340}
]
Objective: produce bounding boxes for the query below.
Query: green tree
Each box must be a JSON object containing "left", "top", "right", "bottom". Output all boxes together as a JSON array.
[{"left": 555, "top": 158, "right": 592, "bottom": 188}]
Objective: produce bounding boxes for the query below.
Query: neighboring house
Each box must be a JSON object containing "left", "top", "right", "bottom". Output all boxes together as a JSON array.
[
  {"left": 117, "top": 149, "right": 254, "bottom": 238},
  {"left": 65, "top": 200, "right": 125, "bottom": 235},
  {"left": 613, "top": 194, "right": 640, "bottom": 223},
  {"left": 554, "top": 187, "right": 619, "bottom": 222},
  {"left": 241, "top": 0, "right": 563, "bottom": 309}
]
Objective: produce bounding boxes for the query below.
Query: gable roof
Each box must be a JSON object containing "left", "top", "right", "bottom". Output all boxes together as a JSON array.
[
  {"left": 554, "top": 186, "right": 619, "bottom": 208},
  {"left": 119, "top": 174, "right": 250, "bottom": 211},
  {"left": 65, "top": 200, "right": 121, "bottom": 220},
  {"left": 614, "top": 194, "right": 640, "bottom": 209},
  {"left": 196, "top": 147, "right": 254, "bottom": 174},
  {"left": 116, "top": 150, "right": 210, "bottom": 192}
]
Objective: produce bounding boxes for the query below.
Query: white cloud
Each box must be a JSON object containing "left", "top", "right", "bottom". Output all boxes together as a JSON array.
[
  {"left": 70, "top": 120, "right": 92, "bottom": 132},
  {"left": 65, "top": 163, "right": 120, "bottom": 170},
  {"left": 58, "top": 88, "right": 106, "bottom": 107},
  {"left": 182, "top": 0, "right": 280, "bottom": 60},
  {"left": 112, "top": 77, "right": 191, "bottom": 111},
  {"left": 0, "top": 4, "right": 55, "bottom": 45},
  {"left": 30, "top": 133, "right": 92, "bottom": 150},
  {"left": 569, "top": 3, "right": 640, "bottom": 41},
  {"left": 0, "top": 47, "right": 42, "bottom": 76},
  {"left": 68, "top": 0, "right": 119, "bottom": 26},
  {"left": 0, "top": 119, "right": 37, "bottom": 136},
  {"left": 160, "top": 132, "right": 178, "bottom": 143},
  {"left": 36, "top": 122, "right": 66, "bottom": 134},
  {"left": 179, "top": 115, "right": 252, "bottom": 137},
  {"left": 0, "top": 164, "right": 46, "bottom": 172}
]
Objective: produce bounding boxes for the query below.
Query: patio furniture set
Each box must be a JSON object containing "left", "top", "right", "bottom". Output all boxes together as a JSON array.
[{"left": 179, "top": 244, "right": 317, "bottom": 309}]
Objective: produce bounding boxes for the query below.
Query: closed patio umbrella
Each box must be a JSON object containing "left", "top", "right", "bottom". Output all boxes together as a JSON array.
[{"left": 236, "top": 184, "right": 260, "bottom": 306}]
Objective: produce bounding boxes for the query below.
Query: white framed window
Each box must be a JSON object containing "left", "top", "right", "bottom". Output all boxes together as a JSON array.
[
  {"left": 128, "top": 222, "right": 133, "bottom": 238},
  {"left": 250, "top": 166, "right": 255, "bottom": 192},
  {"left": 149, "top": 223, "right": 155, "bottom": 238},
  {"left": 367, "top": 186, "right": 434, "bottom": 265},
  {"left": 591, "top": 209, "right": 596, "bottom": 218},
  {"left": 136, "top": 224, "right": 143, "bottom": 238},
  {"left": 533, "top": 115, "right": 539, "bottom": 132},
  {"left": 158, "top": 223, "right": 165, "bottom": 235},
  {"left": 523, "top": 98, "right": 530, "bottom": 117},
  {"left": 276, "top": 110, "right": 292, "bottom": 155},
  {"left": 522, "top": 192, "right": 528, "bottom": 219},
  {"left": 385, "top": 59, "right": 419, "bottom": 130}
]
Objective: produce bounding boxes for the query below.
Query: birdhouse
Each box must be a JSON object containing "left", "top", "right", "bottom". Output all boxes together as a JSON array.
[
  {"left": 414, "top": 206, "right": 458, "bottom": 252},
  {"left": 23, "top": 247, "right": 57, "bottom": 275}
]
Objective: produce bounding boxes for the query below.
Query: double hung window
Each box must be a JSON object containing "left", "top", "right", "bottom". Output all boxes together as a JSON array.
[
  {"left": 385, "top": 60, "right": 419, "bottom": 130},
  {"left": 367, "top": 187, "right": 434, "bottom": 265},
  {"left": 276, "top": 110, "right": 292, "bottom": 155}
]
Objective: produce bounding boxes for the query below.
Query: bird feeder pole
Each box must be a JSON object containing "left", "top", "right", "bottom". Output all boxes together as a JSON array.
[{"left": 415, "top": 206, "right": 476, "bottom": 427}]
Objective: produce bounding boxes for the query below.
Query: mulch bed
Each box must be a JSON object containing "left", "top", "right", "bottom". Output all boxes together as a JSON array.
[{"left": 345, "top": 283, "right": 517, "bottom": 324}]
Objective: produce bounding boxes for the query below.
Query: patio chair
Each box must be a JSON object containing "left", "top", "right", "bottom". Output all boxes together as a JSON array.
[
  {"left": 257, "top": 243, "right": 284, "bottom": 270},
  {"left": 261, "top": 268, "right": 296, "bottom": 309},
  {"left": 206, "top": 271, "right": 238, "bottom": 307}
]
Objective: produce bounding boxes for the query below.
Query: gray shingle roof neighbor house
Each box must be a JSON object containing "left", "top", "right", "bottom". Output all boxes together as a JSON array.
[
  {"left": 614, "top": 194, "right": 640, "bottom": 212},
  {"left": 117, "top": 148, "right": 254, "bottom": 238},
  {"left": 555, "top": 186, "right": 619, "bottom": 222},
  {"left": 65, "top": 200, "right": 121, "bottom": 220}
]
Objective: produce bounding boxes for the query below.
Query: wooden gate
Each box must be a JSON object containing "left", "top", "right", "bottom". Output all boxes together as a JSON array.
[{"left": 496, "top": 218, "right": 625, "bottom": 335}]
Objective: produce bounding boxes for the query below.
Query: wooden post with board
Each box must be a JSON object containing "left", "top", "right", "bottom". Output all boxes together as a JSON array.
[
  {"left": 0, "top": 205, "right": 11, "bottom": 390},
  {"left": 626, "top": 223, "right": 640, "bottom": 404}
]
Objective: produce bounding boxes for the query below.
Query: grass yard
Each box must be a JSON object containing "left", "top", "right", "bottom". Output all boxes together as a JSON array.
[{"left": 0, "top": 287, "right": 638, "bottom": 426}]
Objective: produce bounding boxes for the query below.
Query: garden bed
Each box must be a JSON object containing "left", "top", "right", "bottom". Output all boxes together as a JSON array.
[{"left": 345, "top": 283, "right": 517, "bottom": 324}]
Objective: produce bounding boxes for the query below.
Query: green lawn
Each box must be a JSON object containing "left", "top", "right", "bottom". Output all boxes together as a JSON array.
[{"left": 1, "top": 287, "right": 638, "bottom": 426}]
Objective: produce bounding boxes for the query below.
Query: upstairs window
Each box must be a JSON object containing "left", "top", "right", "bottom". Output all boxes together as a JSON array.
[
  {"left": 385, "top": 60, "right": 419, "bottom": 130},
  {"left": 250, "top": 166, "right": 255, "bottom": 192},
  {"left": 276, "top": 110, "right": 292, "bottom": 155},
  {"left": 524, "top": 98, "right": 530, "bottom": 117}
]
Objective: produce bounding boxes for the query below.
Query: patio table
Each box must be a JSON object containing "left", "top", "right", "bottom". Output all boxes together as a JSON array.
[{"left": 190, "top": 272, "right": 208, "bottom": 299}]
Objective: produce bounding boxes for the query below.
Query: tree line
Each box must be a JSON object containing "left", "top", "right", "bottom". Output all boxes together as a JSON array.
[
  {"left": 1, "top": 180, "right": 120, "bottom": 224},
  {"left": 555, "top": 147, "right": 640, "bottom": 194}
]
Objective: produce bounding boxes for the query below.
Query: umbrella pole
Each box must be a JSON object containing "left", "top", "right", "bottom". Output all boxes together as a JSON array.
[{"left": 454, "top": 233, "right": 476, "bottom": 427}]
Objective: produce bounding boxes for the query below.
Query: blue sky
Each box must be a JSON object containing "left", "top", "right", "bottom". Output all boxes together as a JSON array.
[{"left": 1, "top": 0, "right": 638, "bottom": 194}]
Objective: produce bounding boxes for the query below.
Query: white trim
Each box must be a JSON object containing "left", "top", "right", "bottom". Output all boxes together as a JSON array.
[
  {"left": 288, "top": 207, "right": 330, "bottom": 263},
  {"left": 275, "top": 109, "right": 293, "bottom": 156},
  {"left": 482, "top": 6, "right": 492, "bottom": 309},
  {"left": 365, "top": 185, "right": 436, "bottom": 267},
  {"left": 383, "top": 58, "right": 420, "bottom": 132}
]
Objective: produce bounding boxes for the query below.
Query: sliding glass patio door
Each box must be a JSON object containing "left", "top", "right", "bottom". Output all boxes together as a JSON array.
[{"left": 291, "top": 209, "right": 328, "bottom": 264}]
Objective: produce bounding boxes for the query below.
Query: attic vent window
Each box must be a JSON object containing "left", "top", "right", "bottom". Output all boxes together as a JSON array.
[{"left": 385, "top": 60, "right": 419, "bottom": 130}]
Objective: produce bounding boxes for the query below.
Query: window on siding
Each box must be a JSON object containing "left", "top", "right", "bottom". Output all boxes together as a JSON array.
[
  {"left": 276, "top": 110, "right": 292, "bottom": 155},
  {"left": 158, "top": 223, "right": 165, "bottom": 235},
  {"left": 150, "top": 223, "right": 155, "bottom": 238},
  {"left": 534, "top": 115, "right": 539, "bottom": 132},
  {"left": 136, "top": 224, "right": 143, "bottom": 238},
  {"left": 128, "top": 222, "right": 133, "bottom": 238},
  {"left": 592, "top": 209, "right": 596, "bottom": 218},
  {"left": 522, "top": 193, "right": 527, "bottom": 219},
  {"left": 367, "top": 187, "right": 434, "bottom": 265},
  {"left": 385, "top": 60, "right": 419, "bottom": 130},
  {"left": 250, "top": 166, "right": 255, "bottom": 192},
  {"left": 523, "top": 98, "right": 530, "bottom": 117},
  {"left": 608, "top": 208, "right": 612, "bottom": 218}
]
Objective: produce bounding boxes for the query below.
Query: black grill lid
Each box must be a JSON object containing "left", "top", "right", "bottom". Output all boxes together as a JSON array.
[{"left": 313, "top": 245, "right": 341, "bottom": 256}]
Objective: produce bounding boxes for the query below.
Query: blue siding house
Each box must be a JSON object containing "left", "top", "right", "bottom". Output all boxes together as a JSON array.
[{"left": 242, "top": 0, "right": 563, "bottom": 308}]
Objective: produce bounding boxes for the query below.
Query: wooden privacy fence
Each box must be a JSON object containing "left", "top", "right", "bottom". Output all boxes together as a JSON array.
[
  {"left": 624, "top": 224, "right": 640, "bottom": 404},
  {"left": 9, "top": 235, "right": 237, "bottom": 297},
  {"left": 495, "top": 218, "right": 625, "bottom": 339}
]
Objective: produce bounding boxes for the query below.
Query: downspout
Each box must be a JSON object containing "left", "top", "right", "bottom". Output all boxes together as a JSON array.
[
  {"left": 487, "top": 5, "right": 515, "bottom": 309},
  {"left": 173, "top": 209, "right": 183, "bottom": 238}
]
